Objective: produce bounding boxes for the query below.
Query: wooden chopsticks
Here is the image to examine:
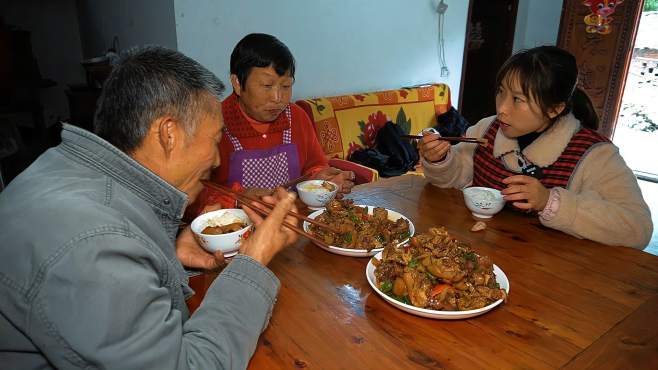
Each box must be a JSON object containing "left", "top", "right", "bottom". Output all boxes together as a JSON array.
[
  {"left": 200, "top": 180, "right": 339, "bottom": 247},
  {"left": 400, "top": 134, "right": 488, "bottom": 146},
  {"left": 237, "top": 200, "right": 333, "bottom": 250}
]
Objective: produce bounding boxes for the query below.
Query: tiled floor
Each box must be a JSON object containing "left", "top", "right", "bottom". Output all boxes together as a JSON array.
[{"left": 639, "top": 179, "right": 658, "bottom": 255}]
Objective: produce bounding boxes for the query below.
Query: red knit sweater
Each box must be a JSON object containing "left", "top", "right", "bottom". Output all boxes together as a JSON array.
[
  {"left": 212, "top": 94, "right": 328, "bottom": 185},
  {"left": 186, "top": 94, "right": 328, "bottom": 218}
]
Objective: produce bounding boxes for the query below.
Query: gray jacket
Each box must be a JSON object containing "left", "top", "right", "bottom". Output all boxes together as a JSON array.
[{"left": 0, "top": 125, "right": 280, "bottom": 369}]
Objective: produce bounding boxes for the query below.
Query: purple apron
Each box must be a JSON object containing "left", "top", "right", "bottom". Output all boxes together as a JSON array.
[{"left": 226, "top": 106, "right": 301, "bottom": 188}]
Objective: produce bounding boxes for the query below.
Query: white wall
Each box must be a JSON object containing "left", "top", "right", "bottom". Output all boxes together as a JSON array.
[
  {"left": 174, "top": 0, "right": 468, "bottom": 104},
  {"left": 2, "top": 0, "right": 85, "bottom": 125},
  {"left": 513, "top": 0, "right": 564, "bottom": 52},
  {"left": 76, "top": 0, "right": 177, "bottom": 58}
]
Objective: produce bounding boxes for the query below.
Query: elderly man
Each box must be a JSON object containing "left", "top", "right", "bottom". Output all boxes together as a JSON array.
[{"left": 0, "top": 47, "right": 298, "bottom": 369}]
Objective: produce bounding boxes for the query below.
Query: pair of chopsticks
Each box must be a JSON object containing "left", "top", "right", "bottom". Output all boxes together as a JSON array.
[
  {"left": 201, "top": 180, "right": 337, "bottom": 249},
  {"left": 400, "top": 134, "right": 488, "bottom": 146}
]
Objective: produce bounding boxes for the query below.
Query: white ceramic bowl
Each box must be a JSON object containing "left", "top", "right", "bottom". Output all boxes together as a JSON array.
[
  {"left": 190, "top": 209, "right": 253, "bottom": 257},
  {"left": 296, "top": 180, "right": 339, "bottom": 209},
  {"left": 462, "top": 186, "right": 505, "bottom": 218}
]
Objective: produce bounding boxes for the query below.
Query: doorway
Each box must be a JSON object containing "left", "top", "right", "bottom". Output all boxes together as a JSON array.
[
  {"left": 458, "top": 0, "right": 519, "bottom": 126},
  {"left": 613, "top": 3, "right": 658, "bottom": 182}
]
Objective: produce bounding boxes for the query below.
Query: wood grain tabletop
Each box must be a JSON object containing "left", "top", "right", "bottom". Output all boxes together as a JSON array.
[{"left": 189, "top": 175, "right": 658, "bottom": 369}]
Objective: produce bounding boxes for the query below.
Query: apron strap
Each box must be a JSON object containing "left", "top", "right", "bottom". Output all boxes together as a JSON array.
[
  {"left": 224, "top": 127, "right": 243, "bottom": 151},
  {"left": 282, "top": 106, "right": 292, "bottom": 144}
]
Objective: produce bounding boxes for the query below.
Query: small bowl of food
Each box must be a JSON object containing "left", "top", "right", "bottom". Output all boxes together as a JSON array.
[
  {"left": 190, "top": 209, "right": 253, "bottom": 257},
  {"left": 462, "top": 186, "right": 505, "bottom": 219},
  {"left": 296, "top": 180, "right": 339, "bottom": 209}
]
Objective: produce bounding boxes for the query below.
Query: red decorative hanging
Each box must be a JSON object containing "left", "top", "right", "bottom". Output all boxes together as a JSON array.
[{"left": 583, "top": 0, "right": 624, "bottom": 35}]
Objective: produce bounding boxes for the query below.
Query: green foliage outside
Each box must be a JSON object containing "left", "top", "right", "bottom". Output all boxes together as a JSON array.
[{"left": 646, "top": 0, "right": 658, "bottom": 12}]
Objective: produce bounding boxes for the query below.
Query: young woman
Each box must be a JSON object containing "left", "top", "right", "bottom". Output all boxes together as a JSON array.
[{"left": 420, "top": 46, "right": 652, "bottom": 249}]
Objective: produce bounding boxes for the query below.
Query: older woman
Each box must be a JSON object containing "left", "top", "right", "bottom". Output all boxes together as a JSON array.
[{"left": 192, "top": 33, "right": 354, "bottom": 212}]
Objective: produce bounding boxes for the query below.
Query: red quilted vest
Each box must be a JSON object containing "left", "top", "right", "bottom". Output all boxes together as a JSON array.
[{"left": 472, "top": 120, "right": 609, "bottom": 190}]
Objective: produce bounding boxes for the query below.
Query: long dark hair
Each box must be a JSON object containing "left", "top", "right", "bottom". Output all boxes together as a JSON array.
[
  {"left": 230, "top": 33, "right": 296, "bottom": 88},
  {"left": 495, "top": 46, "right": 599, "bottom": 130}
]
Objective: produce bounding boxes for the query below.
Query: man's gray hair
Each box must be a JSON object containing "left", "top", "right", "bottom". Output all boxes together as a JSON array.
[{"left": 93, "top": 46, "right": 225, "bottom": 153}]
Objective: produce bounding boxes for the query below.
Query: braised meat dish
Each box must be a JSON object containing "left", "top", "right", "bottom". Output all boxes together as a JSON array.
[
  {"left": 309, "top": 199, "right": 410, "bottom": 250},
  {"left": 373, "top": 227, "right": 506, "bottom": 311},
  {"left": 201, "top": 222, "right": 246, "bottom": 235}
]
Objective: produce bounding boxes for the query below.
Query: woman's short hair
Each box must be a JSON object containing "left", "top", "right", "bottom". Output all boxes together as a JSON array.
[
  {"left": 93, "top": 46, "right": 225, "bottom": 153},
  {"left": 230, "top": 33, "right": 295, "bottom": 88}
]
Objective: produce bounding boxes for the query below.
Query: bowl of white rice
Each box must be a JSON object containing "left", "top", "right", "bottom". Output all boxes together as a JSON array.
[{"left": 462, "top": 187, "right": 505, "bottom": 218}]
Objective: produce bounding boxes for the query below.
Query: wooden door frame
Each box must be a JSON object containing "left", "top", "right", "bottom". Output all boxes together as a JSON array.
[
  {"left": 458, "top": 0, "right": 519, "bottom": 114},
  {"left": 557, "top": 0, "right": 644, "bottom": 138},
  {"left": 457, "top": 0, "right": 474, "bottom": 113}
]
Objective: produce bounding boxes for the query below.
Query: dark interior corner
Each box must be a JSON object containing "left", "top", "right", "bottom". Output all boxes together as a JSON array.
[{"left": 0, "top": 12, "right": 110, "bottom": 189}]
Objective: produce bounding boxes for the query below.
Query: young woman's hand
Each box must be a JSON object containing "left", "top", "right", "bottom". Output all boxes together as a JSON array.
[
  {"left": 239, "top": 188, "right": 300, "bottom": 266},
  {"left": 419, "top": 132, "right": 450, "bottom": 163},
  {"left": 502, "top": 175, "right": 550, "bottom": 211}
]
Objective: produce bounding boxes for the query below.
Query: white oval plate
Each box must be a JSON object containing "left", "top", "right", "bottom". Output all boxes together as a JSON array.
[
  {"left": 302, "top": 205, "right": 415, "bottom": 257},
  {"left": 366, "top": 251, "right": 510, "bottom": 319}
]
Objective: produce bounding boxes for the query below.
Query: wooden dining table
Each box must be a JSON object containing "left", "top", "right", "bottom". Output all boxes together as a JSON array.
[{"left": 188, "top": 174, "right": 658, "bottom": 369}]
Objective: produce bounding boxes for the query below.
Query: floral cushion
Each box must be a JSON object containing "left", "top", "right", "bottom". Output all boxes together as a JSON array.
[{"left": 296, "top": 84, "right": 451, "bottom": 160}]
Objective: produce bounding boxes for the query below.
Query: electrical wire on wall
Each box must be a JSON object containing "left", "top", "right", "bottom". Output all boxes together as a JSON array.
[{"left": 437, "top": 0, "right": 449, "bottom": 77}]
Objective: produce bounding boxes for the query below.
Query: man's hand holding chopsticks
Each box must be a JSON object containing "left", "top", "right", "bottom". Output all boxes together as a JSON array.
[{"left": 240, "top": 188, "right": 300, "bottom": 266}]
